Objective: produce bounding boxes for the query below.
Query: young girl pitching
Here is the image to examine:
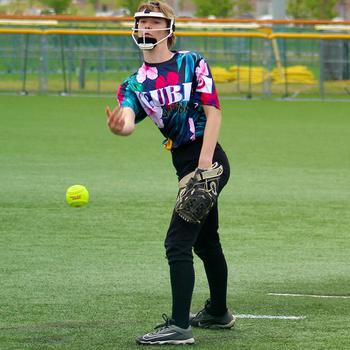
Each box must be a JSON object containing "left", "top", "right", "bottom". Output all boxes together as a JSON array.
[{"left": 106, "top": 1, "right": 235, "bottom": 345}]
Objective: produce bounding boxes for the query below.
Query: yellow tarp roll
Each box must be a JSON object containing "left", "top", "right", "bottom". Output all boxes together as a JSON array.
[
  {"left": 229, "top": 66, "right": 270, "bottom": 84},
  {"left": 211, "top": 66, "right": 270, "bottom": 84},
  {"left": 271, "top": 65, "right": 316, "bottom": 84},
  {"left": 211, "top": 65, "right": 316, "bottom": 85},
  {"left": 211, "top": 67, "right": 235, "bottom": 83}
]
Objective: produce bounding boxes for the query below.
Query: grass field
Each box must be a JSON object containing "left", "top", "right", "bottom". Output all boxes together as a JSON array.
[{"left": 0, "top": 96, "right": 349, "bottom": 350}]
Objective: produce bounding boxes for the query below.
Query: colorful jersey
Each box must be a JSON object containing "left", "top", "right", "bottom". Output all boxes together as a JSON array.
[{"left": 117, "top": 51, "right": 220, "bottom": 149}]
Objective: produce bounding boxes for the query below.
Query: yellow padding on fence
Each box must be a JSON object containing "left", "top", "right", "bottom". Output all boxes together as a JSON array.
[
  {"left": 211, "top": 65, "right": 316, "bottom": 84},
  {"left": 272, "top": 66, "right": 316, "bottom": 84}
]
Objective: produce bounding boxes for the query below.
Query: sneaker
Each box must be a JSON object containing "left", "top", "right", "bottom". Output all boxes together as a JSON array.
[
  {"left": 190, "top": 299, "right": 236, "bottom": 329},
  {"left": 136, "top": 314, "right": 195, "bottom": 345}
]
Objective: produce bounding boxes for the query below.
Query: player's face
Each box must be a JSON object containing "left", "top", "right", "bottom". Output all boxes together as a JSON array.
[{"left": 137, "top": 17, "right": 169, "bottom": 42}]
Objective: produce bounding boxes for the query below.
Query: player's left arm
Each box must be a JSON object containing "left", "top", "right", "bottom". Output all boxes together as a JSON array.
[{"left": 198, "top": 105, "right": 222, "bottom": 169}]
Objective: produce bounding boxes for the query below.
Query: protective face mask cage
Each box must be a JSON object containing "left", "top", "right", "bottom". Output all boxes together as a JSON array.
[{"left": 131, "top": 10, "right": 175, "bottom": 50}]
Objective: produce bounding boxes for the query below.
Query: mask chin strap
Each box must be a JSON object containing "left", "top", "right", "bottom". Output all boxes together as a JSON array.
[
  {"left": 137, "top": 36, "right": 157, "bottom": 50},
  {"left": 132, "top": 27, "right": 173, "bottom": 50}
]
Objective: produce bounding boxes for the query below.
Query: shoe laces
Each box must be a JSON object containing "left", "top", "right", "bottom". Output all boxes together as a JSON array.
[{"left": 154, "top": 314, "right": 172, "bottom": 332}]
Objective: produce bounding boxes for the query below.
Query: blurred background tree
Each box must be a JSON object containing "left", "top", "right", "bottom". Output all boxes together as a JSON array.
[
  {"left": 287, "top": 0, "right": 309, "bottom": 18},
  {"left": 306, "top": 0, "right": 338, "bottom": 19},
  {"left": 193, "top": 0, "right": 253, "bottom": 18},
  {"left": 39, "top": 0, "right": 72, "bottom": 14},
  {"left": 193, "top": 0, "right": 235, "bottom": 17},
  {"left": 287, "top": 0, "right": 338, "bottom": 19},
  {"left": 88, "top": 0, "right": 100, "bottom": 12},
  {"left": 120, "top": 0, "right": 140, "bottom": 15},
  {"left": 233, "top": 0, "right": 253, "bottom": 17}
]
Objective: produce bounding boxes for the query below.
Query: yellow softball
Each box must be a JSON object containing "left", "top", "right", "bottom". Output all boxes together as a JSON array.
[{"left": 66, "top": 185, "right": 89, "bottom": 207}]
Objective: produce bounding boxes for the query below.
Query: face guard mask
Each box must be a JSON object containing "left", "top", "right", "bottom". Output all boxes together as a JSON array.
[{"left": 132, "top": 10, "right": 175, "bottom": 50}]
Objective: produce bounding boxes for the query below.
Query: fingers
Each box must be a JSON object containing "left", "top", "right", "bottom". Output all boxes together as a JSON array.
[
  {"left": 105, "top": 106, "right": 111, "bottom": 118},
  {"left": 106, "top": 105, "right": 120, "bottom": 119},
  {"left": 106, "top": 105, "right": 125, "bottom": 134}
]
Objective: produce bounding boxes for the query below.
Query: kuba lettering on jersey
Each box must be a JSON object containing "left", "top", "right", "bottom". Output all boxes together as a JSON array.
[{"left": 138, "top": 82, "right": 193, "bottom": 108}]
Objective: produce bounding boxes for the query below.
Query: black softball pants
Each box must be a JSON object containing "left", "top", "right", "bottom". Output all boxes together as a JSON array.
[{"left": 164, "top": 139, "right": 230, "bottom": 328}]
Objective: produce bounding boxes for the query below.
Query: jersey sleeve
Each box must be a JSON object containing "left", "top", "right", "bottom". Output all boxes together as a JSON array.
[
  {"left": 193, "top": 55, "right": 220, "bottom": 109},
  {"left": 117, "top": 79, "right": 147, "bottom": 123}
]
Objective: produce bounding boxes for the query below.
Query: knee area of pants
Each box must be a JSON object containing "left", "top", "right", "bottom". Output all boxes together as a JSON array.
[
  {"left": 165, "top": 245, "right": 193, "bottom": 264},
  {"left": 166, "top": 254, "right": 193, "bottom": 265},
  {"left": 194, "top": 246, "right": 223, "bottom": 260}
]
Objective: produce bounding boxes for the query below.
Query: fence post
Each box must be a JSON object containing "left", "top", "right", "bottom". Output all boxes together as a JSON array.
[
  {"left": 262, "top": 37, "right": 271, "bottom": 98},
  {"left": 60, "top": 35, "right": 68, "bottom": 95},
  {"left": 319, "top": 40, "right": 325, "bottom": 100},
  {"left": 21, "top": 34, "right": 29, "bottom": 95},
  {"left": 236, "top": 38, "right": 241, "bottom": 94},
  {"left": 39, "top": 34, "right": 48, "bottom": 94},
  {"left": 247, "top": 37, "right": 252, "bottom": 99},
  {"left": 97, "top": 35, "right": 104, "bottom": 93},
  {"left": 79, "top": 58, "right": 85, "bottom": 89},
  {"left": 282, "top": 38, "right": 288, "bottom": 98}
]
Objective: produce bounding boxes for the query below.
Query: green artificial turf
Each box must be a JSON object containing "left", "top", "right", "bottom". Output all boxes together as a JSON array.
[{"left": 0, "top": 96, "right": 349, "bottom": 349}]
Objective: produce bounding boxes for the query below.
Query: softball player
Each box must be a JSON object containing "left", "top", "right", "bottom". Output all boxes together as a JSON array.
[{"left": 106, "top": 1, "right": 235, "bottom": 345}]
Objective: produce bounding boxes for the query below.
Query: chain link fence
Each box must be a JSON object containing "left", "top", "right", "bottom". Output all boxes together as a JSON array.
[{"left": 1, "top": 26, "right": 350, "bottom": 99}]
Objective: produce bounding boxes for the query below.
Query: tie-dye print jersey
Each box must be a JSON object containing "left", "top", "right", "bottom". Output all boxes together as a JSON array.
[{"left": 117, "top": 51, "right": 220, "bottom": 149}]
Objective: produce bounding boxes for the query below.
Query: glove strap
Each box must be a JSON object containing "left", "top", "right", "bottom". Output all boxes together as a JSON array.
[
  {"left": 178, "top": 162, "right": 223, "bottom": 188},
  {"left": 195, "top": 162, "right": 223, "bottom": 181}
]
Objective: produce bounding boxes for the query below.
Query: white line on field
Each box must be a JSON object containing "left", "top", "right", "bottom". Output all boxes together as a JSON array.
[
  {"left": 236, "top": 314, "right": 305, "bottom": 320},
  {"left": 268, "top": 293, "right": 350, "bottom": 299}
]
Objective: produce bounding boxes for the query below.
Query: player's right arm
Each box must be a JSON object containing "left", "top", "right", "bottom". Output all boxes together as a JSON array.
[{"left": 106, "top": 105, "right": 135, "bottom": 136}]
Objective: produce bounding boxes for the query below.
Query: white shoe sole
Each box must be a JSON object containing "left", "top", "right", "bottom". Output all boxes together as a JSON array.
[{"left": 137, "top": 337, "right": 195, "bottom": 345}]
